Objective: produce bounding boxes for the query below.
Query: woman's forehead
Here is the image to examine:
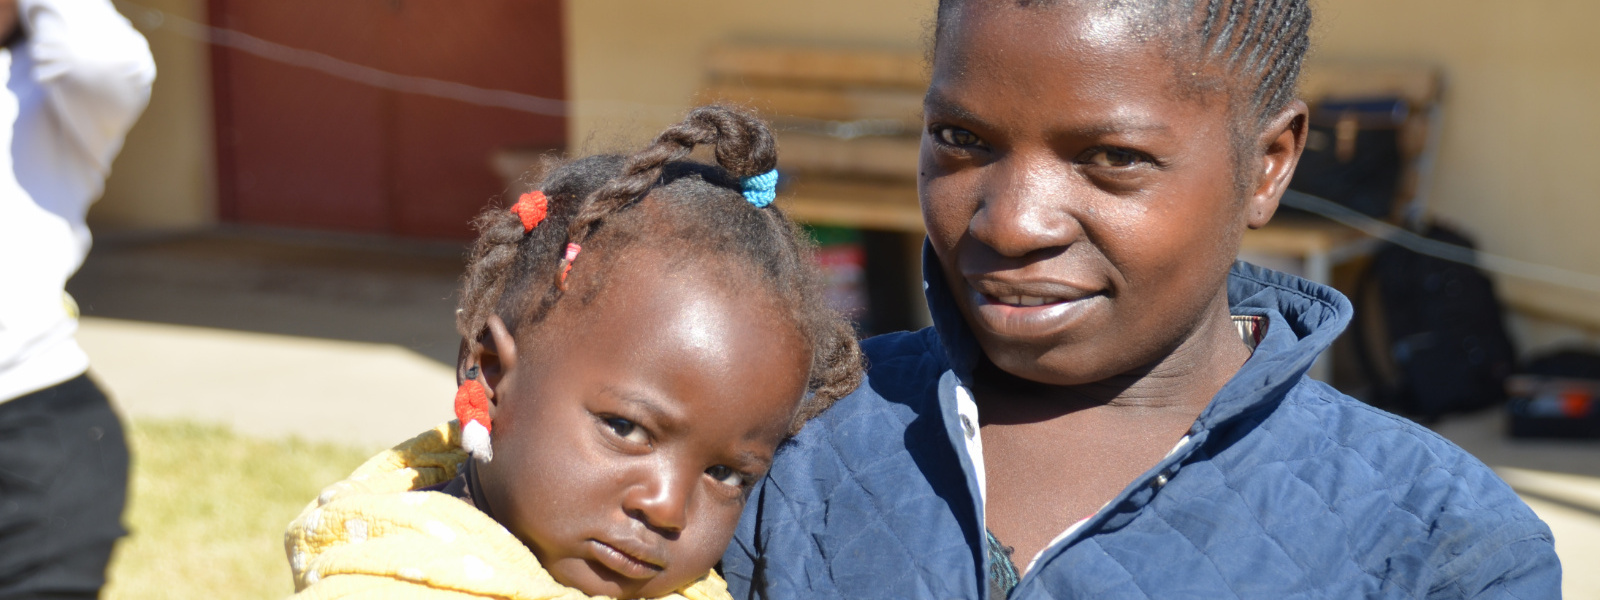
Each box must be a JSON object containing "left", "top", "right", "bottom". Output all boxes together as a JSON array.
[
  {"left": 934, "top": 3, "right": 1187, "bottom": 81},
  {"left": 937, "top": 0, "right": 1187, "bottom": 49},
  {"left": 934, "top": 15, "right": 1203, "bottom": 116},
  {"left": 928, "top": 7, "right": 1220, "bottom": 128}
]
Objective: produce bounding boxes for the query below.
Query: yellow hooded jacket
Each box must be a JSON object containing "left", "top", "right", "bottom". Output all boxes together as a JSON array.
[{"left": 285, "top": 422, "right": 730, "bottom": 600}]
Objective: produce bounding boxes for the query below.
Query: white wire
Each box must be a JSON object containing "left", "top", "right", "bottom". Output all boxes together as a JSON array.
[
  {"left": 113, "top": 0, "right": 578, "bottom": 116},
  {"left": 110, "top": 0, "right": 906, "bottom": 135},
  {"left": 1281, "top": 190, "right": 1600, "bottom": 296}
]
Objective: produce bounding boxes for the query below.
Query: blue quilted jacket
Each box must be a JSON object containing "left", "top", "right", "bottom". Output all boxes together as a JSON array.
[{"left": 724, "top": 259, "right": 1560, "bottom": 599}]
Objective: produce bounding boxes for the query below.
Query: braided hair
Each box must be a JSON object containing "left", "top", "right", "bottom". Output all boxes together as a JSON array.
[
  {"left": 456, "top": 105, "right": 863, "bottom": 434},
  {"left": 935, "top": 0, "right": 1312, "bottom": 135}
]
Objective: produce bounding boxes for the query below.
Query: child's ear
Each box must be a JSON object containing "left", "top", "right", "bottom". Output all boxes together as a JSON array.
[
  {"left": 1245, "top": 99, "right": 1310, "bottom": 229},
  {"left": 461, "top": 315, "right": 519, "bottom": 408}
]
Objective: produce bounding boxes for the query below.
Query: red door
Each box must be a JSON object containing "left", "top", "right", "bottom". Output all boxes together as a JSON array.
[{"left": 211, "top": 0, "right": 566, "bottom": 239}]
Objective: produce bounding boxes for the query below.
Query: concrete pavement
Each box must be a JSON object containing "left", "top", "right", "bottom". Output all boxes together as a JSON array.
[{"left": 79, "top": 316, "right": 453, "bottom": 448}]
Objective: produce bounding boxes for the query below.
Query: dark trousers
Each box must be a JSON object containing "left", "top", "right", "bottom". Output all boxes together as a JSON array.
[{"left": 0, "top": 375, "right": 128, "bottom": 599}]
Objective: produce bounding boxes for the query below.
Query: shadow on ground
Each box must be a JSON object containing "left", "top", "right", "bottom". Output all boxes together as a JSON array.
[{"left": 68, "top": 228, "right": 468, "bottom": 366}]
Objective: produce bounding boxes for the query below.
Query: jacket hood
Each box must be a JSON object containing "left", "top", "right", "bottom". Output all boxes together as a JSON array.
[{"left": 920, "top": 240, "right": 1353, "bottom": 431}]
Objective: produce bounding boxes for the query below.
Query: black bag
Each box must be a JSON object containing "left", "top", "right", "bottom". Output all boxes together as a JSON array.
[
  {"left": 1288, "top": 98, "right": 1407, "bottom": 219},
  {"left": 1353, "top": 223, "right": 1517, "bottom": 419}
]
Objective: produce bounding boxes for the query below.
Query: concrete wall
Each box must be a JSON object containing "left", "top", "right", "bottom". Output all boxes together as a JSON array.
[
  {"left": 564, "top": 0, "right": 933, "bottom": 152},
  {"left": 92, "top": 0, "right": 215, "bottom": 231},
  {"left": 1314, "top": 0, "right": 1600, "bottom": 340}
]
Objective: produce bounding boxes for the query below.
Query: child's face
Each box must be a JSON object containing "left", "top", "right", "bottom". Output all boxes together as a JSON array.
[
  {"left": 920, "top": 3, "right": 1297, "bottom": 386},
  {"left": 474, "top": 253, "right": 809, "bottom": 598}
]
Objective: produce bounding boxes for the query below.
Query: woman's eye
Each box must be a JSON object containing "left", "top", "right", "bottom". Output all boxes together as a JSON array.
[
  {"left": 935, "top": 126, "right": 982, "bottom": 148},
  {"left": 705, "top": 465, "right": 745, "bottom": 488},
  {"left": 1085, "top": 148, "right": 1144, "bottom": 168},
  {"left": 604, "top": 417, "right": 649, "bottom": 445}
]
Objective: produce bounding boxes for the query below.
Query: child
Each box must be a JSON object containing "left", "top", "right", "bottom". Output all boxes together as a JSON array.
[
  {"left": 725, "top": 1, "right": 1561, "bottom": 598},
  {"left": 285, "top": 106, "right": 862, "bottom": 600}
]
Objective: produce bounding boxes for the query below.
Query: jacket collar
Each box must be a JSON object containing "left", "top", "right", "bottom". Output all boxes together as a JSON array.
[{"left": 920, "top": 240, "right": 1354, "bottom": 431}]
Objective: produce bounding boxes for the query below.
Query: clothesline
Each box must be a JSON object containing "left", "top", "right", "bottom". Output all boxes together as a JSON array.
[
  {"left": 1281, "top": 190, "right": 1600, "bottom": 296},
  {"left": 110, "top": 0, "right": 906, "bottom": 139}
]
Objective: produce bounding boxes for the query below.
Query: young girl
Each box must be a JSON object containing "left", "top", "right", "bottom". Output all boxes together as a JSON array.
[
  {"left": 284, "top": 106, "right": 862, "bottom": 599},
  {"left": 726, "top": 1, "right": 1560, "bottom": 598}
]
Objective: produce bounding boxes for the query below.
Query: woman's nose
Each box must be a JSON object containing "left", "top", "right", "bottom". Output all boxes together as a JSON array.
[
  {"left": 967, "top": 156, "right": 1083, "bottom": 258},
  {"left": 623, "top": 464, "right": 693, "bottom": 536}
]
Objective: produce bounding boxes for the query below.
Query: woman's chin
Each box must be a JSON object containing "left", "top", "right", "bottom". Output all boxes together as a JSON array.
[{"left": 976, "top": 342, "right": 1109, "bottom": 388}]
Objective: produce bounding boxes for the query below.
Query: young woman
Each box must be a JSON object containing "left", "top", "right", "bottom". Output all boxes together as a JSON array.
[{"left": 722, "top": 1, "right": 1560, "bottom": 597}]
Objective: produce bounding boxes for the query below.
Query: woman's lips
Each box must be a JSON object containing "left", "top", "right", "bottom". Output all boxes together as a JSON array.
[
  {"left": 588, "top": 539, "right": 664, "bottom": 580},
  {"left": 969, "top": 290, "right": 1104, "bottom": 339}
]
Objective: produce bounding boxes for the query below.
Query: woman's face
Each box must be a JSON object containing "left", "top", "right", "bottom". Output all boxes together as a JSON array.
[
  {"left": 921, "top": 3, "right": 1285, "bottom": 386},
  {"left": 475, "top": 253, "right": 809, "bottom": 598}
]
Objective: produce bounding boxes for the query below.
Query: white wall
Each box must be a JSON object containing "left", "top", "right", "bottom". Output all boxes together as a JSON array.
[
  {"left": 94, "top": 0, "right": 216, "bottom": 231},
  {"left": 1314, "top": 0, "right": 1600, "bottom": 335}
]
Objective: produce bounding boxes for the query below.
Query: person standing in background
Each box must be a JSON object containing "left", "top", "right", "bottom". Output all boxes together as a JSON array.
[{"left": 0, "top": 0, "right": 154, "bottom": 597}]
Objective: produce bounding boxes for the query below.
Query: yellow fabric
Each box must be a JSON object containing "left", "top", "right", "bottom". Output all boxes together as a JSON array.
[{"left": 285, "top": 421, "right": 730, "bottom": 600}]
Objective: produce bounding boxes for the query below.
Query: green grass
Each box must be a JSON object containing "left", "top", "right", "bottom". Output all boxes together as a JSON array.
[{"left": 104, "top": 420, "right": 376, "bottom": 600}]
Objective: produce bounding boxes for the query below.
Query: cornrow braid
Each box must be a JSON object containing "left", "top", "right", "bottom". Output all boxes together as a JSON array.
[
  {"left": 456, "top": 105, "right": 862, "bottom": 435},
  {"left": 1187, "top": 0, "right": 1312, "bottom": 128}
]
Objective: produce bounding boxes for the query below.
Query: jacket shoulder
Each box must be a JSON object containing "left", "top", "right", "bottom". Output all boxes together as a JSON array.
[
  {"left": 774, "top": 328, "right": 948, "bottom": 466},
  {"left": 724, "top": 327, "right": 980, "bottom": 599},
  {"left": 1256, "top": 381, "right": 1559, "bottom": 595},
  {"left": 1276, "top": 381, "right": 1534, "bottom": 516},
  {"left": 814, "top": 327, "right": 947, "bottom": 427}
]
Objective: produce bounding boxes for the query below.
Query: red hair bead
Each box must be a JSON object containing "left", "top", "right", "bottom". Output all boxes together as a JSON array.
[
  {"left": 510, "top": 190, "right": 549, "bottom": 232},
  {"left": 454, "top": 377, "right": 493, "bottom": 461}
]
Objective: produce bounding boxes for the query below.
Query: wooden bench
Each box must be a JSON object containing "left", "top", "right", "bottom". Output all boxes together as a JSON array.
[{"left": 698, "top": 44, "right": 925, "bottom": 231}]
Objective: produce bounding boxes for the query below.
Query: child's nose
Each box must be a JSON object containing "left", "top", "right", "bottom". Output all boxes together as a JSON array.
[
  {"left": 968, "top": 155, "right": 1083, "bottom": 258},
  {"left": 622, "top": 464, "right": 693, "bottom": 536}
]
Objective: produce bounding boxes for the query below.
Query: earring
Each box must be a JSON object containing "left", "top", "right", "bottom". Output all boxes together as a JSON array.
[{"left": 454, "top": 366, "right": 493, "bottom": 462}]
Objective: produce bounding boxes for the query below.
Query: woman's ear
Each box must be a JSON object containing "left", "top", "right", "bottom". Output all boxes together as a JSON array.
[
  {"left": 460, "top": 314, "right": 519, "bottom": 410},
  {"left": 1245, "top": 99, "right": 1310, "bottom": 229}
]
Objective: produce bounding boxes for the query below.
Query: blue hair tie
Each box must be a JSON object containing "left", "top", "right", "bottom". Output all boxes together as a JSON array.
[{"left": 741, "top": 169, "right": 779, "bottom": 208}]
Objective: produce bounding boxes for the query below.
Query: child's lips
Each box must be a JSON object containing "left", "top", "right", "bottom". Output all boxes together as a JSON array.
[{"left": 588, "top": 539, "right": 665, "bottom": 580}]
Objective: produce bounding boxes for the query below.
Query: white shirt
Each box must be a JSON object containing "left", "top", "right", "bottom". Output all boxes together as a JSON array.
[{"left": 0, "top": 0, "right": 153, "bottom": 402}]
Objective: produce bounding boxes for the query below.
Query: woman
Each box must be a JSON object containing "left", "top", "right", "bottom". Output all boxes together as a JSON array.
[{"left": 721, "top": 0, "right": 1559, "bottom": 598}]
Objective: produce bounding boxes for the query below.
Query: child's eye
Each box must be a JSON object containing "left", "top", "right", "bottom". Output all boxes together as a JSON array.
[
  {"left": 932, "top": 125, "right": 984, "bottom": 148},
  {"left": 705, "top": 465, "right": 745, "bottom": 488},
  {"left": 1082, "top": 147, "right": 1147, "bottom": 168},
  {"left": 604, "top": 417, "right": 650, "bottom": 445}
]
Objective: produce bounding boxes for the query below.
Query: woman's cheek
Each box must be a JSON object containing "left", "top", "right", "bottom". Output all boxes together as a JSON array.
[{"left": 921, "top": 181, "right": 975, "bottom": 247}]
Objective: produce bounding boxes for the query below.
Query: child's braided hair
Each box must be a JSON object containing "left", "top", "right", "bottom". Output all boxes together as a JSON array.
[{"left": 456, "top": 105, "right": 863, "bottom": 433}]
